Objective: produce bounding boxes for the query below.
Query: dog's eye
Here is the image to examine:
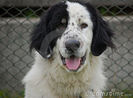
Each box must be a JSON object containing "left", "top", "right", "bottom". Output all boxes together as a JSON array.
[
  {"left": 80, "top": 23, "right": 88, "bottom": 29},
  {"left": 58, "top": 18, "right": 67, "bottom": 28},
  {"left": 61, "top": 18, "right": 66, "bottom": 24}
]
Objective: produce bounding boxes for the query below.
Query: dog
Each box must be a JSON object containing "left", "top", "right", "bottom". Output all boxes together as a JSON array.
[{"left": 23, "top": 1, "right": 114, "bottom": 98}]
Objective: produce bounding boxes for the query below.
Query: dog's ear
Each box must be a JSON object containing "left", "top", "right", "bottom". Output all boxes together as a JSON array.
[
  {"left": 30, "top": 2, "right": 68, "bottom": 58},
  {"left": 30, "top": 7, "right": 56, "bottom": 58},
  {"left": 85, "top": 3, "right": 114, "bottom": 56},
  {"left": 91, "top": 15, "right": 114, "bottom": 56}
]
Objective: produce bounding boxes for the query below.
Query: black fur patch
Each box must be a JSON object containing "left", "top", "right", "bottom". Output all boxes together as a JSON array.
[
  {"left": 30, "top": 1, "right": 68, "bottom": 58},
  {"left": 84, "top": 3, "right": 114, "bottom": 56}
]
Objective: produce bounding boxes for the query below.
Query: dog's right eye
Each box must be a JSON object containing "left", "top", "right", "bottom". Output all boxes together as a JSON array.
[
  {"left": 61, "top": 18, "right": 66, "bottom": 24},
  {"left": 58, "top": 18, "right": 67, "bottom": 29}
]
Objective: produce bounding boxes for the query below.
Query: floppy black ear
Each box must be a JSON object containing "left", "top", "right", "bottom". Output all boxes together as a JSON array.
[
  {"left": 30, "top": 12, "right": 51, "bottom": 58},
  {"left": 85, "top": 3, "right": 114, "bottom": 56},
  {"left": 91, "top": 15, "right": 114, "bottom": 56},
  {"left": 30, "top": 2, "right": 68, "bottom": 58},
  {"left": 30, "top": 7, "right": 56, "bottom": 58}
]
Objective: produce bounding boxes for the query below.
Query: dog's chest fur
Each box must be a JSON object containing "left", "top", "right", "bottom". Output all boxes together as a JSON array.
[{"left": 47, "top": 65, "right": 91, "bottom": 97}]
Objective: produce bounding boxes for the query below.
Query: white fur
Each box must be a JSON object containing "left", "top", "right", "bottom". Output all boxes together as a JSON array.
[
  {"left": 59, "top": 1, "right": 93, "bottom": 59},
  {"left": 23, "top": 1, "right": 106, "bottom": 98}
]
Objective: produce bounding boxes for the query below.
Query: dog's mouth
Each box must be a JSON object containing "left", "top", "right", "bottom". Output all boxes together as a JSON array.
[{"left": 60, "top": 53, "right": 86, "bottom": 71}]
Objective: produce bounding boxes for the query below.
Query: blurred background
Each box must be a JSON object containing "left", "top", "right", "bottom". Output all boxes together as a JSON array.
[{"left": 0, "top": 0, "right": 133, "bottom": 98}]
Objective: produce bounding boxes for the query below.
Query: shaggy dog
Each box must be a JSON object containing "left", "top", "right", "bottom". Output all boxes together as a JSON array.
[{"left": 23, "top": 1, "right": 114, "bottom": 98}]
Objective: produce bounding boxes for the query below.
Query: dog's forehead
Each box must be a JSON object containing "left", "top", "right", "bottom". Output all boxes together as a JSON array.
[{"left": 66, "top": 1, "right": 90, "bottom": 21}]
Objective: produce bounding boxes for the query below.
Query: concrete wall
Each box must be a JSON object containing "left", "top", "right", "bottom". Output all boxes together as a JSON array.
[{"left": 0, "top": 0, "right": 133, "bottom": 7}]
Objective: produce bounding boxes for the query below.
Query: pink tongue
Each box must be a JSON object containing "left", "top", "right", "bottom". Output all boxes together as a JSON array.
[{"left": 65, "top": 57, "right": 81, "bottom": 70}]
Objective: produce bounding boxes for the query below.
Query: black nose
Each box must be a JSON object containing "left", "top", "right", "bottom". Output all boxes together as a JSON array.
[{"left": 65, "top": 40, "right": 80, "bottom": 52}]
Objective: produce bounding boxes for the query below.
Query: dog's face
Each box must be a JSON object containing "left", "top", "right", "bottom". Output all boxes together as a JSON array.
[
  {"left": 30, "top": 1, "right": 114, "bottom": 72},
  {"left": 57, "top": 2, "right": 93, "bottom": 71}
]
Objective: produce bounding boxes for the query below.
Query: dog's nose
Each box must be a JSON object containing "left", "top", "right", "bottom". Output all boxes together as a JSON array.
[{"left": 65, "top": 40, "right": 80, "bottom": 52}]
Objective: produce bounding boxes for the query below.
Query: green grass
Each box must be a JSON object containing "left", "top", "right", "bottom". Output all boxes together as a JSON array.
[
  {"left": 0, "top": 90, "right": 132, "bottom": 98},
  {"left": 0, "top": 90, "right": 24, "bottom": 98}
]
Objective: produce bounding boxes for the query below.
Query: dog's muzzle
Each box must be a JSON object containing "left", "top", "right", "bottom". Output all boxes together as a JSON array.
[{"left": 60, "top": 39, "right": 86, "bottom": 72}]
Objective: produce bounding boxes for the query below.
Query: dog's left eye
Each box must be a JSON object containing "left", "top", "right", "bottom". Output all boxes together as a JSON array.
[{"left": 80, "top": 23, "right": 88, "bottom": 29}]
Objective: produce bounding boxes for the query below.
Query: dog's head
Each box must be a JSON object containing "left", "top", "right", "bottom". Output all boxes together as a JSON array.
[{"left": 30, "top": 1, "right": 114, "bottom": 72}]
